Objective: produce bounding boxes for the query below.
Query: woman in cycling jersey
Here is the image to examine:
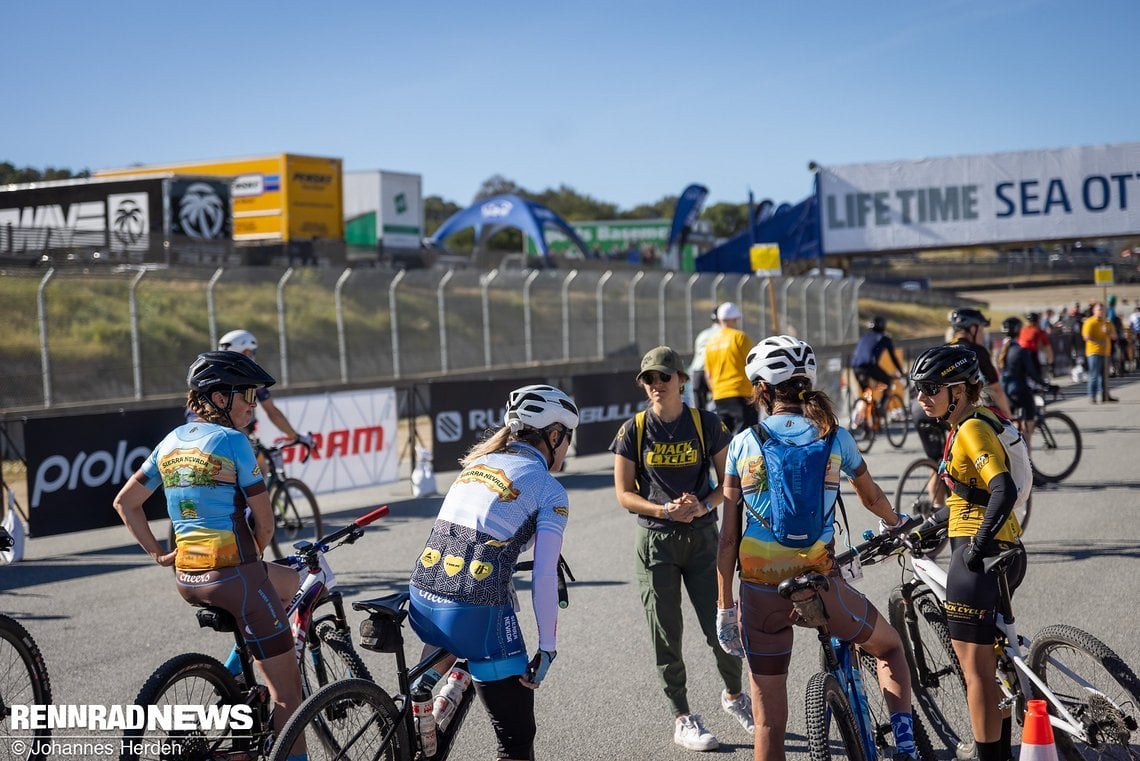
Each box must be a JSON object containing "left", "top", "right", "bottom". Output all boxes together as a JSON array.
[
  {"left": 610, "top": 346, "right": 752, "bottom": 752},
  {"left": 113, "top": 351, "right": 305, "bottom": 761},
  {"left": 910, "top": 345, "right": 1027, "bottom": 761},
  {"left": 715, "top": 336, "right": 918, "bottom": 761},
  {"left": 408, "top": 384, "right": 578, "bottom": 761}
]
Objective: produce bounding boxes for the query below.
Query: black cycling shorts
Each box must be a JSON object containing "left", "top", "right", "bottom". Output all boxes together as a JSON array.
[
  {"left": 854, "top": 364, "right": 892, "bottom": 391},
  {"left": 474, "top": 676, "right": 536, "bottom": 760},
  {"left": 1006, "top": 389, "right": 1037, "bottom": 422},
  {"left": 944, "top": 537, "right": 1027, "bottom": 645}
]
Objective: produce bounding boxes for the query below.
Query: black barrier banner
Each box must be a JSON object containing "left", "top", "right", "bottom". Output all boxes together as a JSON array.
[
  {"left": 569, "top": 372, "right": 647, "bottom": 456},
  {"left": 24, "top": 408, "right": 184, "bottom": 536},
  {"left": 429, "top": 378, "right": 543, "bottom": 468}
]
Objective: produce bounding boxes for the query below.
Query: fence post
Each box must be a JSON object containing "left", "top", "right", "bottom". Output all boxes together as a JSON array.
[
  {"left": 129, "top": 269, "right": 147, "bottom": 400},
  {"left": 657, "top": 271, "right": 674, "bottom": 345},
  {"left": 437, "top": 269, "right": 455, "bottom": 373},
  {"left": 561, "top": 270, "right": 578, "bottom": 361},
  {"left": 628, "top": 271, "right": 645, "bottom": 347},
  {"left": 276, "top": 268, "right": 294, "bottom": 386},
  {"left": 819, "top": 278, "right": 835, "bottom": 346},
  {"left": 523, "top": 269, "right": 540, "bottom": 363},
  {"left": 334, "top": 268, "right": 353, "bottom": 383},
  {"left": 781, "top": 277, "right": 796, "bottom": 335},
  {"left": 206, "top": 267, "right": 224, "bottom": 347},
  {"left": 735, "top": 274, "right": 752, "bottom": 334},
  {"left": 596, "top": 270, "right": 612, "bottom": 360},
  {"left": 389, "top": 269, "right": 407, "bottom": 378},
  {"left": 37, "top": 268, "right": 55, "bottom": 408},
  {"left": 481, "top": 268, "right": 499, "bottom": 368},
  {"left": 686, "top": 273, "right": 700, "bottom": 349},
  {"left": 849, "top": 277, "right": 865, "bottom": 343}
]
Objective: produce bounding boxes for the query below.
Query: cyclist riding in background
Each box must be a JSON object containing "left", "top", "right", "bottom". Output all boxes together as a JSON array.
[
  {"left": 407, "top": 384, "right": 579, "bottom": 761},
  {"left": 112, "top": 351, "right": 305, "bottom": 758},
  {"left": 910, "top": 345, "right": 1026, "bottom": 761},
  {"left": 216, "top": 329, "right": 313, "bottom": 447},
  {"left": 851, "top": 316, "right": 907, "bottom": 410},
  {"left": 997, "top": 317, "right": 1057, "bottom": 450}
]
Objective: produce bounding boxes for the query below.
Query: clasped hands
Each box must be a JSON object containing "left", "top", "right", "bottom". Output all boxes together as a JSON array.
[{"left": 663, "top": 492, "right": 709, "bottom": 523}]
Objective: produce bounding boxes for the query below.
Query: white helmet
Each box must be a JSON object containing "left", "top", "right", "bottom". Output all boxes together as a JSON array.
[
  {"left": 504, "top": 384, "right": 579, "bottom": 433},
  {"left": 218, "top": 329, "right": 257, "bottom": 354},
  {"left": 745, "top": 335, "right": 817, "bottom": 386}
]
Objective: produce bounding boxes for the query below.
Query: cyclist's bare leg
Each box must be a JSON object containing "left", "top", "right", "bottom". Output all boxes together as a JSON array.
[
  {"left": 951, "top": 639, "right": 1002, "bottom": 742},
  {"left": 256, "top": 649, "right": 305, "bottom": 752},
  {"left": 418, "top": 646, "right": 457, "bottom": 680},
  {"left": 857, "top": 613, "right": 913, "bottom": 713},
  {"left": 750, "top": 671, "right": 787, "bottom": 761}
]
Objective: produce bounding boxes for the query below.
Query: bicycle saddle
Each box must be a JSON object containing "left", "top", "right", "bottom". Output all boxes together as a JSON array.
[
  {"left": 353, "top": 592, "right": 410, "bottom": 624},
  {"left": 777, "top": 571, "right": 830, "bottom": 600},
  {"left": 195, "top": 605, "right": 237, "bottom": 633},
  {"left": 983, "top": 544, "right": 1024, "bottom": 575}
]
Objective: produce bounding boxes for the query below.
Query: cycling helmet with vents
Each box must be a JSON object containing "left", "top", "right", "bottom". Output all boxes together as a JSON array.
[
  {"left": 218, "top": 329, "right": 258, "bottom": 354},
  {"left": 948, "top": 308, "right": 990, "bottom": 330},
  {"left": 745, "top": 335, "right": 817, "bottom": 386},
  {"left": 503, "top": 385, "right": 579, "bottom": 433},
  {"left": 1001, "top": 316, "right": 1023, "bottom": 338},
  {"left": 909, "top": 345, "right": 980, "bottom": 386},
  {"left": 188, "top": 351, "right": 276, "bottom": 392}
]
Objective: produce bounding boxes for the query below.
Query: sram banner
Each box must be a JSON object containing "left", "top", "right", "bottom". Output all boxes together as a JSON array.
[
  {"left": 570, "top": 372, "right": 647, "bottom": 456},
  {"left": 255, "top": 388, "right": 399, "bottom": 494},
  {"left": 818, "top": 142, "right": 1140, "bottom": 254},
  {"left": 25, "top": 408, "right": 185, "bottom": 536}
]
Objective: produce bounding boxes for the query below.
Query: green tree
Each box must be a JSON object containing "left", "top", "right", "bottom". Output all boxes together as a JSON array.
[
  {"left": 622, "top": 195, "right": 677, "bottom": 220},
  {"left": 703, "top": 201, "right": 749, "bottom": 239},
  {"left": 0, "top": 162, "right": 90, "bottom": 184}
]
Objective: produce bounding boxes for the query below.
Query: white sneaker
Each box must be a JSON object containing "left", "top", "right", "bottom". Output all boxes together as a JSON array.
[
  {"left": 721, "top": 689, "right": 755, "bottom": 733},
  {"left": 674, "top": 713, "right": 719, "bottom": 751}
]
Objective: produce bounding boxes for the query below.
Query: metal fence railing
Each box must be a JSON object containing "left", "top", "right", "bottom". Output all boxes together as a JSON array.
[{"left": 0, "top": 265, "right": 862, "bottom": 411}]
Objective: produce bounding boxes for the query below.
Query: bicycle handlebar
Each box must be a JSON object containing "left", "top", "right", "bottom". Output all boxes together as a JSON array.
[
  {"left": 291, "top": 505, "right": 390, "bottom": 559},
  {"left": 833, "top": 515, "right": 925, "bottom": 567},
  {"left": 514, "top": 555, "right": 574, "bottom": 608}
]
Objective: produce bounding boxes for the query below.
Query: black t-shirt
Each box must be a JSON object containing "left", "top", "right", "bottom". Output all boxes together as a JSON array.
[
  {"left": 610, "top": 406, "right": 731, "bottom": 531},
  {"left": 951, "top": 338, "right": 999, "bottom": 385}
]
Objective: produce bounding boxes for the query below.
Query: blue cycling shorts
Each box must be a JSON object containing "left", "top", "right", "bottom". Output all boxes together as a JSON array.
[{"left": 408, "top": 584, "right": 528, "bottom": 681}]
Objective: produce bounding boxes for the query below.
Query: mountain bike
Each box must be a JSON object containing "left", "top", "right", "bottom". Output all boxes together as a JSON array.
[
  {"left": 0, "top": 527, "right": 52, "bottom": 761},
  {"left": 779, "top": 518, "right": 937, "bottom": 761},
  {"left": 1, "top": 472, "right": 25, "bottom": 564},
  {"left": 859, "top": 524, "right": 1140, "bottom": 761},
  {"left": 121, "top": 505, "right": 388, "bottom": 761},
  {"left": 1028, "top": 391, "right": 1082, "bottom": 484},
  {"left": 849, "top": 377, "right": 911, "bottom": 453},
  {"left": 266, "top": 557, "right": 574, "bottom": 761}
]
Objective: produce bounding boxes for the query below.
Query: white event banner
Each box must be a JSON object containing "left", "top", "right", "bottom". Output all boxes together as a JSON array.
[
  {"left": 818, "top": 142, "right": 1140, "bottom": 254},
  {"left": 255, "top": 387, "right": 399, "bottom": 494}
]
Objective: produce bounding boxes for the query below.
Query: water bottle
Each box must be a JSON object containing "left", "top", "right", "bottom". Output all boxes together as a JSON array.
[
  {"left": 411, "top": 686, "right": 437, "bottom": 757},
  {"left": 431, "top": 667, "right": 472, "bottom": 731}
]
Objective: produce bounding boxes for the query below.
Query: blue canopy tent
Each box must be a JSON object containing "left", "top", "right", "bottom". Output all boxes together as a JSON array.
[
  {"left": 428, "top": 194, "right": 590, "bottom": 265},
  {"left": 695, "top": 194, "right": 821, "bottom": 273}
]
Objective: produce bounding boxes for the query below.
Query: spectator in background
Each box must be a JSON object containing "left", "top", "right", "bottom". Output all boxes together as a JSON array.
[
  {"left": 704, "top": 302, "right": 757, "bottom": 434},
  {"left": 589, "top": 244, "right": 603, "bottom": 260},
  {"left": 217, "top": 330, "right": 313, "bottom": 446},
  {"left": 1082, "top": 302, "right": 1117, "bottom": 403},
  {"left": 948, "top": 308, "right": 1012, "bottom": 417},
  {"left": 626, "top": 240, "right": 641, "bottom": 264},
  {"left": 1018, "top": 312, "right": 1053, "bottom": 380},
  {"left": 688, "top": 309, "right": 720, "bottom": 412}
]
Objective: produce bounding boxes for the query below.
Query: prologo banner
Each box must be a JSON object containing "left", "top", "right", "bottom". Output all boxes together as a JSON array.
[{"left": 818, "top": 142, "right": 1140, "bottom": 254}]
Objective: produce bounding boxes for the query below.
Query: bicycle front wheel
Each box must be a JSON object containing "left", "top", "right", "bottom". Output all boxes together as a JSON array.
[
  {"left": 805, "top": 671, "right": 867, "bottom": 761},
  {"left": 270, "top": 478, "right": 322, "bottom": 558},
  {"left": 885, "top": 393, "right": 911, "bottom": 449},
  {"left": 889, "top": 587, "right": 975, "bottom": 760},
  {"left": 269, "top": 678, "right": 406, "bottom": 761},
  {"left": 0, "top": 615, "right": 52, "bottom": 761},
  {"left": 1027, "top": 623, "right": 1140, "bottom": 761},
  {"left": 120, "top": 653, "right": 246, "bottom": 761},
  {"left": 1031, "top": 412, "right": 1082, "bottom": 483},
  {"left": 301, "top": 617, "right": 372, "bottom": 696},
  {"left": 893, "top": 459, "right": 947, "bottom": 556},
  {"left": 857, "top": 650, "right": 938, "bottom": 761}
]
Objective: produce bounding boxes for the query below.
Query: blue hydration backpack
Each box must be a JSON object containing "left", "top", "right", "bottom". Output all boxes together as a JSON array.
[{"left": 749, "top": 423, "right": 838, "bottom": 548}]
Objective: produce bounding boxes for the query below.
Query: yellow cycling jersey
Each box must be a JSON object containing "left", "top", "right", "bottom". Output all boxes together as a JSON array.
[{"left": 944, "top": 414, "right": 1022, "bottom": 543}]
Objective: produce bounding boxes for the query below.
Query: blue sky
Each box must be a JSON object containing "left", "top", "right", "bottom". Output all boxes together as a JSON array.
[{"left": 4, "top": 0, "right": 1138, "bottom": 210}]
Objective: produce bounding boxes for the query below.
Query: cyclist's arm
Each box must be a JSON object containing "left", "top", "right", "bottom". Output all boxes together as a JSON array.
[
  {"left": 531, "top": 489, "right": 567, "bottom": 652},
  {"left": 260, "top": 396, "right": 300, "bottom": 440},
  {"left": 958, "top": 421, "right": 1017, "bottom": 549},
  {"left": 717, "top": 474, "right": 743, "bottom": 609},
  {"left": 113, "top": 473, "right": 175, "bottom": 566},
  {"left": 248, "top": 490, "right": 274, "bottom": 555},
  {"left": 884, "top": 338, "right": 906, "bottom": 376},
  {"left": 848, "top": 460, "right": 900, "bottom": 527},
  {"left": 985, "top": 381, "right": 1012, "bottom": 418}
]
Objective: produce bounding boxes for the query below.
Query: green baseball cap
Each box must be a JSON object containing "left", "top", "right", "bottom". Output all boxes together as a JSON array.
[{"left": 638, "top": 345, "right": 685, "bottom": 381}]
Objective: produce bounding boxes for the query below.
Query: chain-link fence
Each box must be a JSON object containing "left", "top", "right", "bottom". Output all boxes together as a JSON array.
[{"left": 0, "top": 264, "right": 861, "bottom": 410}]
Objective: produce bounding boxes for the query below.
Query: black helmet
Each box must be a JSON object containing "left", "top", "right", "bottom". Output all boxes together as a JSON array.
[
  {"left": 949, "top": 308, "right": 990, "bottom": 330},
  {"left": 1026, "top": 311, "right": 1041, "bottom": 323},
  {"left": 869, "top": 315, "right": 887, "bottom": 332},
  {"left": 187, "top": 351, "right": 276, "bottom": 393},
  {"left": 1001, "top": 317, "right": 1023, "bottom": 337},
  {"left": 910, "top": 345, "right": 980, "bottom": 386}
]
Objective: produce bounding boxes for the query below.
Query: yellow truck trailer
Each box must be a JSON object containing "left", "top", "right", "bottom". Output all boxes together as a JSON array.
[{"left": 97, "top": 153, "right": 343, "bottom": 243}]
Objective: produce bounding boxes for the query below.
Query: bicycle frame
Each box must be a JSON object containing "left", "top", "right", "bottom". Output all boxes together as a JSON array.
[{"left": 825, "top": 632, "right": 882, "bottom": 760}]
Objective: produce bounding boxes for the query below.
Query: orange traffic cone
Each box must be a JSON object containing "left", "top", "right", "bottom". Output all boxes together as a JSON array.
[{"left": 1020, "top": 699, "right": 1059, "bottom": 761}]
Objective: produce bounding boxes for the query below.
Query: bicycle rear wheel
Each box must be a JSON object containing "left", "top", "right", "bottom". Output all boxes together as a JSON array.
[
  {"left": 889, "top": 587, "right": 975, "bottom": 760},
  {"left": 805, "top": 671, "right": 867, "bottom": 761},
  {"left": 120, "top": 653, "right": 248, "bottom": 761},
  {"left": 1030, "top": 412, "right": 1082, "bottom": 483},
  {"left": 269, "top": 678, "right": 406, "bottom": 761},
  {"left": 301, "top": 617, "right": 372, "bottom": 696},
  {"left": 893, "top": 459, "right": 947, "bottom": 556},
  {"left": 857, "top": 650, "right": 937, "bottom": 761},
  {"left": 270, "top": 478, "right": 323, "bottom": 558},
  {"left": 1026, "top": 624, "right": 1140, "bottom": 761},
  {"left": 849, "top": 398, "right": 875, "bottom": 454},
  {"left": 885, "top": 393, "right": 911, "bottom": 449},
  {"left": 0, "top": 615, "right": 52, "bottom": 761}
]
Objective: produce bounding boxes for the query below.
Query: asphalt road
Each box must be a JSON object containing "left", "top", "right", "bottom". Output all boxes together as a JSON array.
[{"left": 3, "top": 374, "right": 1139, "bottom": 761}]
